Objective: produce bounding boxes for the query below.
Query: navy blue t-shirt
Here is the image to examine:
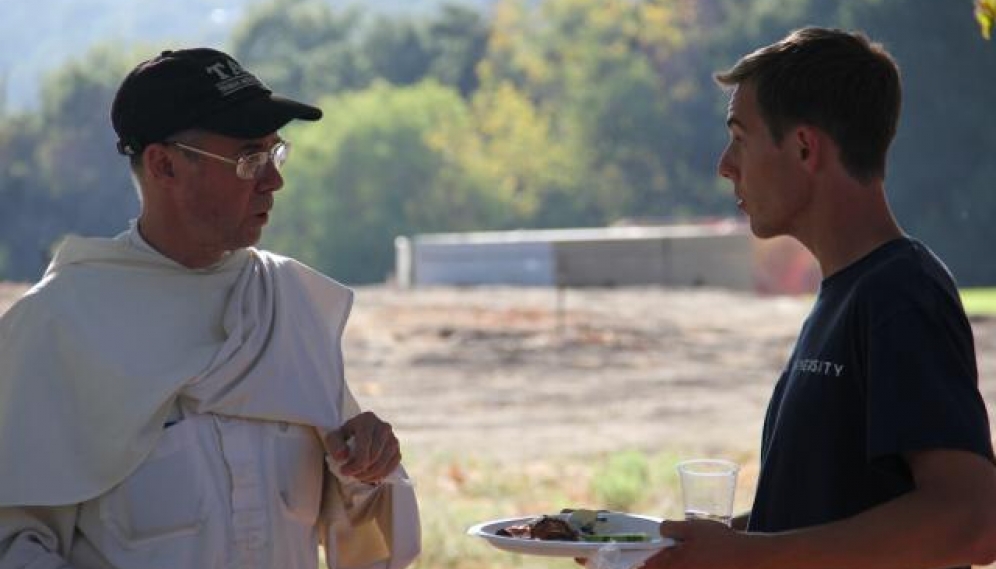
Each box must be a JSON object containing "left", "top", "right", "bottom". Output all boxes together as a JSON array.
[{"left": 748, "top": 238, "right": 994, "bottom": 542}]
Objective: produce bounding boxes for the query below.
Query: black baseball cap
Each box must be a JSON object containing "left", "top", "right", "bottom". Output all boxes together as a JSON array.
[{"left": 111, "top": 48, "right": 322, "bottom": 156}]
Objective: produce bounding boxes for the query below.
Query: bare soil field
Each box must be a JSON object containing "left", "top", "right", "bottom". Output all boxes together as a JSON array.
[
  {"left": 343, "top": 285, "right": 804, "bottom": 460},
  {"left": 3, "top": 282, "right": 995, "bottom": 461},
  {"left": 337, "top": 285, "right": 996, "bottom": 462}
]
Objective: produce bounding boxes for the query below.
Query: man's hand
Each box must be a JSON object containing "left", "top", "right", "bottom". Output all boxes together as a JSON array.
[
  {"left": 323, "top": 411, "right": 402, "bottom": 484},
  {"left": 640, "top": 519, "right": 753, "bottom": 569}
]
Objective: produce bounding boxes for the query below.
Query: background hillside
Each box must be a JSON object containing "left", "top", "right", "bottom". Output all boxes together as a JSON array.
[
  {"left": 0, "top": 0, "right": 488, "bottom": 111},
  {"left": 2, "top": 0, "right": 995, "bottom": 288}
]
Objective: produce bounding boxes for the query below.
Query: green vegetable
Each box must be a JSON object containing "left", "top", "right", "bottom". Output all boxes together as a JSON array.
[
  {"left": 580, "top": 533, "right": 649, "bottom": 543},
  {"left": 565, "top": 509, "right": 601, "bottom": 533}
]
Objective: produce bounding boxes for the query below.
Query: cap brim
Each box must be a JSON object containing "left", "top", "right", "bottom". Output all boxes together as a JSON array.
[{"left": 197, "top": 94, "right": 322, "bottom": 139}]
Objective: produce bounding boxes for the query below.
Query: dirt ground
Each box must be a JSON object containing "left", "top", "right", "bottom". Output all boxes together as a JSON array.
[
  {"left": 339, "top": 285, "right": 996, "bottom": 462},
  {"left": 3, "top": 282, "right": 995, "bottom": 462}
]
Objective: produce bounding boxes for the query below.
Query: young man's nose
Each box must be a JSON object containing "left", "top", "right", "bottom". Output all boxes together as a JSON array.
[{"left": 717, "top": 149, "right": 737, "bottom": 180}]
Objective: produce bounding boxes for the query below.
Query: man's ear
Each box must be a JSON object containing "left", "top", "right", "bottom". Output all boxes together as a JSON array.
[
  {"left": 793, "top": 126, "right": 821, "bottom": 173},
  {"left": 144, "top": 144, "right": 176, "bottom": 181}
]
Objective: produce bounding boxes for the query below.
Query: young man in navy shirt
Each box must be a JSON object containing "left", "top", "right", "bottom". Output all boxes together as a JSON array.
[{"left": 642, "top": 27, "right": 996, "bottom": 569}]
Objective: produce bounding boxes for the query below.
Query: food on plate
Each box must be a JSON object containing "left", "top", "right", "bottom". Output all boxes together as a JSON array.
[
  {"left": 497, "top": 516, "right": 579, "bottom": 540},
  {"left": 495, "top": 509, "right": 650, "bottom": 543}
]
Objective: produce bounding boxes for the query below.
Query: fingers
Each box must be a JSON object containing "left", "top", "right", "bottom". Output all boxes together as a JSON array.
[
  {"left": 328, "top": 411, "right": 402, "bottom": 483},
  {"left": 645, "top": 519, "right": 743, "bottom": 569},
  {"left": 638, "top": 520, "right": 695, "bottom": 569},
  {"left": 628, "top": 521, "right": 676, "bottom": 569},
  {"left": 660, "top": 518, "right": 728, "bottom": 544},
  {"left": 659, "top": 519, "right": 688, "bottom": 541},
  {"left": 639, "top": 545, "right": 674, "bottom": 569},
  {"left": 322, "top": 429, "right": 350, "bottom": 462}
]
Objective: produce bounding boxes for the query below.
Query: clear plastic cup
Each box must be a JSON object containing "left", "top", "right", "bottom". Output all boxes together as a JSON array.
[{"left": 676, "top": 459, "right": 739, "bottom": 526}]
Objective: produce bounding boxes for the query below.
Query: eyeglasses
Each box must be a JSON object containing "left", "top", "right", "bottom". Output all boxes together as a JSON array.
[{"left": 169, "top": 140, "right": 290, "bottom": 180}]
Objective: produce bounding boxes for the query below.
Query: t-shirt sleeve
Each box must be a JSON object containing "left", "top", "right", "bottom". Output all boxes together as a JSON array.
[{"left": 863, "top": 285, "right": 994, "bottom": 462}]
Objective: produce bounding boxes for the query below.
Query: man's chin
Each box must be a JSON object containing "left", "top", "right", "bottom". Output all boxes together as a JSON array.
[
  {"left": 749, "top": 222, "right": 784, "bottom": 240},
  {"left": 236, "top": 229, "right": 264, "bottom": 249}
]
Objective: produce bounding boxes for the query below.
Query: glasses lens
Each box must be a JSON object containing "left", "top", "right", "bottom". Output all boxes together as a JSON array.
[
  {"left": 236, "top": 152, "right": 269, "bottom": 180},
  {"left": 235, "top": 142, "right": 290, "bottom": 180},
  {"left": 272, "top": 142, "right": 290, "bottom": 169}
]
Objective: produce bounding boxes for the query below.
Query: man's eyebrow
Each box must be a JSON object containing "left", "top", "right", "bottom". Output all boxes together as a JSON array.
[{"left": 239, "top": 138, "right": 284, "bottom": 152}]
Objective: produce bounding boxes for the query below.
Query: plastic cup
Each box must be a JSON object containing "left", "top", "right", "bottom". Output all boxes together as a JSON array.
[{"left": 676, "top": 459, "right": 739, "bottom": 526}]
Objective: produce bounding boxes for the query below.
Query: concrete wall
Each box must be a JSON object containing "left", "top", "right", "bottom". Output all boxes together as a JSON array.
[
  {"left": 553, "top": 234, "right": 752, "bottom": 288},
  {"left": 396, "top": 223, "right": 757, "bottom": 290},
  {"left": 402, "top": 238, "right": 555, "bottom": 286}
]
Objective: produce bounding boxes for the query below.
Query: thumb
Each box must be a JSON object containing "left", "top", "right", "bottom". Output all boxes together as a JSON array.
[
  {"left": 659, "top": 519, "right": 690, "bottom": 541},
  {"left": 321, "top": 429, "right": 350, "bottom": 462}
]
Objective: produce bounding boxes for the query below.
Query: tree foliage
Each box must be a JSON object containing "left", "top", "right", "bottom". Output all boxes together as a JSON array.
[
  {"left": 0, "top": 44, "right": 138, "bottom": 281},
  {"left": 230, "top": 0, "right": 370, "bottom": 100},
  {"left": 978, "top": 0, "right": 996, "bottom": 39},
  {"left": 479, "top": 0, "right": 734, "bottom": 227},
  {"left": 2, "top": 0, "right": 995, "bottom": 285},
  {"left": 265, "top": 81, "right": 506, "bottom": 282},
  {"left": 229, "top": 0, "right": 491, "bottom": 103}
]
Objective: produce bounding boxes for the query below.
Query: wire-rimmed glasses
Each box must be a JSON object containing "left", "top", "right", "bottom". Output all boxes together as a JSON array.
[{"left": 170, "top": 140, "right": 290, "bottom": 180}]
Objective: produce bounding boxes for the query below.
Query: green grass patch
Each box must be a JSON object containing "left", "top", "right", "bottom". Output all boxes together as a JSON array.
[
  {"left": 320, "top": 447, "right": 759, "bottom": 569},
  {"left": 960, "top": 287, "right": 996, "bottom": 316},
  {"left": 401, "top": 449, "right": 693, "bottom": 569}
]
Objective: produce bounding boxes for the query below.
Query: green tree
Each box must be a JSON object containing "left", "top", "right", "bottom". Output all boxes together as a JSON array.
[
  {"left": 231, "top": 1, "right": 492, "bottom": 100},
  {"left": 6, "top": 0, "right": 994, "bottom": 286},
  {"left": 230, "top": 0, "right": 370, "bottom": 101},
  {"left": 423, "top": 4, "right": 491, "bottom": 97},
  {"left": 362, "top": 17, "right": 433, "bottom": 86},
  {"left": 357, "top": 4, "right": 491, "bottom": 96},
  {"left": 0, "top": 113, "right": 48, "bottom": 280},
  {"left": 479, "top": 0, "right": 715, "bottom": 225},
  {"left": 0, "top": 44, "right": 138, "bottom": 280},
  {"left": 265, "top": 81, "right": 506, "bottom": 283},
  {"left": 459, "top": 80, "right": 584, "bottom": 227},
  {"left": 978, "top": 0, "right": 996, "bottom": 39}
]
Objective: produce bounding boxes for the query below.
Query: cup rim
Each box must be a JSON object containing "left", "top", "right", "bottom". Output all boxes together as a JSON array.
[{"left": 676, "top": 458, "right": 740, "bottom": 475}]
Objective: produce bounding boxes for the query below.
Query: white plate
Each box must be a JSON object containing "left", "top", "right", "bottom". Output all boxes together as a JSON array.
[{"left": 467, "top": 512, "right": 675, "bottom": 558}]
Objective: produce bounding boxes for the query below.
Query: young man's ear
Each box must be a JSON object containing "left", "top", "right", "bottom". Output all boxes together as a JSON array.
[{"left": 794, "top": 126, "right": 821, "bottom": 172}]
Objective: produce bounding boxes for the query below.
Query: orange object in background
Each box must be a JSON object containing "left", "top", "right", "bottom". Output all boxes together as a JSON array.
[{"left": 752, "top": 235, "right": 821, "bottom": 296}]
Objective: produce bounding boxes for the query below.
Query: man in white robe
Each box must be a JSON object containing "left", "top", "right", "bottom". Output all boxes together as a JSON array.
[{"left": 0, "top": 47, "right": 420, "bottom": 569}]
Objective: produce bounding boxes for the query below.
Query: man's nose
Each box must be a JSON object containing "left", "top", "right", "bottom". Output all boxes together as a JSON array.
[
  {"left": 257, "top": 162, "right": 284, "bottom": 192},
  {"left": 717, "top": 148, "right": 736, "bottom": 180}
]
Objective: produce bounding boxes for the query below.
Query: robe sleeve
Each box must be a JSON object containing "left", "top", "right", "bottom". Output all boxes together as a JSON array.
[
  {"left": 0, "top": 504, "right": 80, "bottom": 569},
  {"left": 319, "top": 384, "right": 421, "bottom": 569}
]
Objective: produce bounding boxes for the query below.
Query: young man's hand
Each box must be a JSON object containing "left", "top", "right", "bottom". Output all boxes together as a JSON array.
[{"left": 640, "top": 519, "right": 755, "bottom": 569}]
